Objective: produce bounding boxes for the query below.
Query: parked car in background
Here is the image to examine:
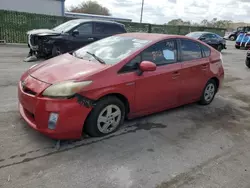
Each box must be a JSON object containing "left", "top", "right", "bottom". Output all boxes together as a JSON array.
[
  {"left": 235, "top": 32, "right": 250, "bottom": 49},
  {"left": 26, "top": 19, "right": 127, "bottom": 58},
  {"left": 186, "top": 31, "right": 226, "bottom": 52},
  {"left": 246, "top": 50, "right": 250, "bottom": 68},
  {"left": 224, "top": 26, "right": 250, "bottom": 41},
  {"left": 19, "top": 33, "right": 224, "bottom": 140}
]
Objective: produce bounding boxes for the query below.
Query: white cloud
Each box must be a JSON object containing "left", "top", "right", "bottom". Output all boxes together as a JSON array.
[{"left": 65, "top": 0, "right": 250, "bottom": 24}]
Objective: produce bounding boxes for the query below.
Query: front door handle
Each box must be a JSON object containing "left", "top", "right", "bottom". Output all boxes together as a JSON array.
[{"left": 88, "top": 37, "right": 94, "bottom": 41}]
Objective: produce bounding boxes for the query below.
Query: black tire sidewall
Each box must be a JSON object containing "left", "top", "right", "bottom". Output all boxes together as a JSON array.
[
  {"left": 199, "top": 79, "right": 217, "bottom": 105},
  {"left": 230, "top": 35, "right": 236, "bottom": 41},
  {"left": 246, "top": 59, "right": 250, "bottom": 68},
  {"left": 84, "top": 96, "right": 125, "bottom": 137},
  {"left": 52, "top": 45, "right": 62, "bottom": 57},
  {"left": 217, "top": 44, "right": 223, "bottom": 52}
]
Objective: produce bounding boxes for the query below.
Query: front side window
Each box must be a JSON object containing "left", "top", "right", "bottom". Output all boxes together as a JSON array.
[
  {"left": 203, "top": 34, "right": 216, "bottom": 39},
  {"left": 94, "top": 23, "right": 106, "bottom": 34},
  {"left": 180, "top": 39, "right": 202, "bottom": 61},
  {"left": 74, "top": 36, "right": 151, "bottom": 65},
  {"left": 141, "top": 39, "right": 177, "bottom": 66},
  {"left": 120, "top": 55, "right": 141, "bottom": 73},
  {"left": 76, "top": 23, "right": 93, "bottom": 35},
  {"left": 52, "top": 20, "right": 81, "bottom": 33}
]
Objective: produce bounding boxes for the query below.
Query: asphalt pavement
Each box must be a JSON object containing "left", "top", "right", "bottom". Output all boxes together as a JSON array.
[{"left": 0, "top": 41, "right": 250, "bottom": 188}]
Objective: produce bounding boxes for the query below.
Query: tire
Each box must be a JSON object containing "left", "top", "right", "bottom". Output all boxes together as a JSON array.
[
  {"left": 229, "top": 35, "right": 236, "bottom": 41},
  {"left": 235, "top": 45, "right": 240, "bottom": 49},
  {"left": 199, "top": 79, "right": 217, "bottom": 105},
  {"left": 246, "top": 59, "right": 250, "bottom": 68},
  {"left": 84, "top": 96, "right": 125, "bottom": 137},
  {"left": 52, "top": 45, "right": 63, "bottom": 57},
  {"left": 217, "top": 44, "right": 223, "bottom": 52}
]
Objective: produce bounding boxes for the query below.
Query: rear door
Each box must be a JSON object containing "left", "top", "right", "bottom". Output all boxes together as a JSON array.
[{"left": 178, "top": 38, "right": 210, "bottom": 104}]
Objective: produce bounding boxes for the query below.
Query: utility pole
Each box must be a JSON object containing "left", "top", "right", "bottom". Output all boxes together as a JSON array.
[{"left": 140, "top": 0, "right": 144, "bottom": 23}]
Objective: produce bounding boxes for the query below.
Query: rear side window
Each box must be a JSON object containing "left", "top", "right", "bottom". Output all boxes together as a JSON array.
[
  {"left": 180, "top": 39, "right": 202, "bottom": 61},
  {"left": 104, "top": 24, "right": 126, "bottom": 34},
  {"left": 200, "top": 44, "right": 211, "bottom": 57}
]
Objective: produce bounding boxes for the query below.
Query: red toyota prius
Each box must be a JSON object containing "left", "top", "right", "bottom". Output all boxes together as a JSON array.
[{"left": 18, "top": 33, "right": 224, "bottom": 140}]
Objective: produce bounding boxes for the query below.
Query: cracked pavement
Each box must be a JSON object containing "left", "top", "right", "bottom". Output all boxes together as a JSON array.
[{"left": 0, "top": 42, "right": 250, "bottom": 188}]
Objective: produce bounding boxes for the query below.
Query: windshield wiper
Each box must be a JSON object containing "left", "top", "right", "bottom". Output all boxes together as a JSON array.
[{"left": 86, "top": 51, "right": 105, "bottom": 64}]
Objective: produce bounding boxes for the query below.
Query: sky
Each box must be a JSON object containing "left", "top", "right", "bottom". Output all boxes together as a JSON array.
[{"left": 65, "top": 0, "right": 250, "bottom": 24}]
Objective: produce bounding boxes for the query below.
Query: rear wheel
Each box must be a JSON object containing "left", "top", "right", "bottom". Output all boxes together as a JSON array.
[
  {"left": 84, "top": 96, "right": 125, "bottom": 137},
  {"left": 246, "top": 58, "right": 250, "bottom": 68},
  {"left": 199, "top": 79, "right": 217, "bottom": 105}
]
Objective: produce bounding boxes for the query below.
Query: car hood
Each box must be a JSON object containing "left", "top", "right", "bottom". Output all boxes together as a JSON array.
[
  {"left": 28, "top": 53, "right": 108, "bottom": 84},
  {"left": 27, "top": 29, "right": 61, "bottom": 36}
]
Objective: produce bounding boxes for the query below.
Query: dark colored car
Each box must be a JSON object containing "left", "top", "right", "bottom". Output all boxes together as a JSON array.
[
  {"left": 235, "top": 32, "right": 250, "bottom": 49},
  {"left": 186, "top": 32, "right": 226, "bottom": 52},
  {"left": 246, "top": 50, "right": 250, "bottom": 68},
  {"left": 26, "top": 19, "right": 127, "bottom": 58},
  {"left": 224, "top": 26, "right": 250, "bottom": 41}
]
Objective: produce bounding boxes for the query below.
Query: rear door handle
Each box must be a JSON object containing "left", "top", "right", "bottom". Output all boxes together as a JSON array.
[
  {"left": 172, "top": 71, "right": 180, "bottom": 79},
  {"left": 201, "top": 64, "right": 208, "bottom": 70}
]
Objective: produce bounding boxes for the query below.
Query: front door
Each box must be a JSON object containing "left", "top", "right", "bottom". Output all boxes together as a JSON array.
[
  {"left": 134, "top": 39, "right": 182, "bottom": 114},
  {"left": 178, "top": 39, "right": 209, "bottom": 104},
  {"left": 70, "top": 22, "right": 94, "bottom": 50}
]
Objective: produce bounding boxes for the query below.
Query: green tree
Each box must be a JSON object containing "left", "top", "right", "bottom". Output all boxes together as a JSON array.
[
  {"left": 68, "top": 0, "right": 111, "bottom": 16},
  {"left": 168, "top": 19, "right": 191, "bottom": 26}
]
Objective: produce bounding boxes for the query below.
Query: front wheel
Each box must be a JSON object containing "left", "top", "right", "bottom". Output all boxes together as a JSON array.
[
  {"left": 84, "top": 96, "right": 125, "bottom": 137},
  {"left": 199, "top": 79, "right": 217, "bottom": 105},
  {"left": 217, "top": 44, "right": 223, "bottom": 52},
  {"left": 52, "top": 45, "right": 63, "bottom": 57},
  {"left": 230, "top": 35, "right": 236, "bottom": 41},
  {"left": 246, "top": 59, "right": 250, "bottom": 68}
]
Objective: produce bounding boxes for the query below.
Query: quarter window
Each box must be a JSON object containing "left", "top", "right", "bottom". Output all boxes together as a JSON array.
[
  {"left": 141, "top": 39, "right": 177, "bottom": 66},
  {"left": 120, "top": 55, "right": 141, "bottom": 73},
  {"left": 180, "top": 39, "right": 202, "bottom": 61}
]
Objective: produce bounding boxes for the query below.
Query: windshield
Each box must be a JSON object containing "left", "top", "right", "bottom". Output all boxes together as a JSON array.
[
  {"left": 52, "top": 20, "right": 81, "bottom": 32},
  {"left": 186, "top": 32, "right": 203, "bottom": 39},
  {"left": 73, "top": 36, "right": 152, "bottom": 65}
]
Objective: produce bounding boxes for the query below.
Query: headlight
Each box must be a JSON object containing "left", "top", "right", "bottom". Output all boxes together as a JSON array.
[{"left": 42, "top": 81, "right": 92, "bottom": 97}]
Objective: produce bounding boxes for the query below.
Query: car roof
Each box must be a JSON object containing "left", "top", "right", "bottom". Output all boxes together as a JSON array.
[
  {"left": 70, "top": 19, "right": 124, "bottom": 26},
  {"left": 116, "top": 32, "right": 189, "bottom": 41}
]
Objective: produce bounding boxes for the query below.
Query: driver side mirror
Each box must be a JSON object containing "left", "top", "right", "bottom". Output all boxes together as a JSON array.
[
  {"left": 137, "top": 61, "right": 156, "bottom": 75},
  {"left": 72, "top": 29, "right": 79, "bottom": 36}
]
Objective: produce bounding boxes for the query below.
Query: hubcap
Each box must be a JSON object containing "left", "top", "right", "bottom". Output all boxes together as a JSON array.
[
  {"left": 97, "top": 105, "right": 121, "bottom": 134},
  {"left": 204, "top": 83, "right": 215, "bottom": 102}
]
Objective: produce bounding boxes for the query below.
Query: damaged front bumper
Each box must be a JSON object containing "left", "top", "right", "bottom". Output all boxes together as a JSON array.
[
  {"left": 27, "top": 34, "right": 54, "bottom": 57},
  {"left": 18, "top": 81, "right": 94, "bottom": 140}
]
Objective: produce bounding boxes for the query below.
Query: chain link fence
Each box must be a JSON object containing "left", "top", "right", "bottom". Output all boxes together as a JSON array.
[{"left": 0, "top": 10, "right": 226, "bottom": 43}]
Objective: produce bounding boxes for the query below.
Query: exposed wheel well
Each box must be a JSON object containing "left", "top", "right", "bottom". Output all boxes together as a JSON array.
[
  {"left": 97, "top": 93, "right": 130, "bottom": 115},
  {"left": 210, "top": 77, "right": 219, "bottom": 92}
]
